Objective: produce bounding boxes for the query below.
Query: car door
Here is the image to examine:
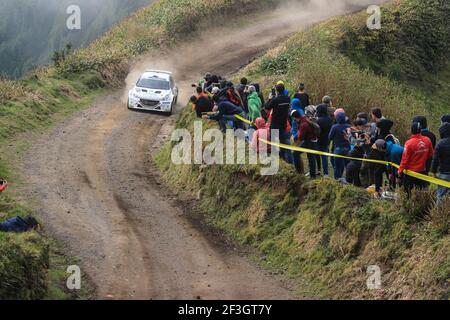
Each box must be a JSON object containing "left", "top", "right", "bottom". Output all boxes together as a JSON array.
[{"left": 170, "top": 76, "right": 178, "bottom": 98}]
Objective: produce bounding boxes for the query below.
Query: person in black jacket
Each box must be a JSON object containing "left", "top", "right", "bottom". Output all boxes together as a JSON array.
[
  {"left": 236, "top": 77, "right": 249, "bottom": 112},
  {"left": 293, "top": 83, "right": 310, "bottom": 111},
  {"left": 346, "top": 145, "right": 365, "bottom": 187},
  {"left": 431, "top": 122, "right": 450, "bottom": 204},
  {"left": 265, "top": 83, "right": 292, "bottom": 163},
  {"left": 316, "top": 104, "right": 333, "bottom": 176},
  {"left": 190, "top": 95, "right": 213, "bottom": 118}
]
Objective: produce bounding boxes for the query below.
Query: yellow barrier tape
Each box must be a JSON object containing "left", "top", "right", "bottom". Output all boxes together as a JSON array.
[
  {"left": 234, "top": 114, "right": 253, "bottom": 125},
  {"left": 259, "top": 139, "right": 450, "bottom": 188},
  {"left": 232, "top": 114, "right": 450, "bottom": 188}
]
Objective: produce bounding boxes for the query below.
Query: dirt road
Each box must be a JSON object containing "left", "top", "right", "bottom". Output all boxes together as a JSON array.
[{"left": 19, "top": 0, "right": 387, "bottom": 299}]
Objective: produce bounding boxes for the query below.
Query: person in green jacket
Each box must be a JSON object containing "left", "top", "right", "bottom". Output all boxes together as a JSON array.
[{"left": 246, "top": 85, "right": 262, "bottom": 123}]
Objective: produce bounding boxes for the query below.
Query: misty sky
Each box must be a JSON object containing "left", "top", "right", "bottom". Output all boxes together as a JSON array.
[{"left": 0, "top": 0, "right": 155, "bottom": 78}]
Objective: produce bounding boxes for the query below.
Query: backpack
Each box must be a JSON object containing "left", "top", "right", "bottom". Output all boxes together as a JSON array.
[
  {"left": 226, "top": 88, "right": 242, "bottom": 107},
  {"left": 305, "top": 117, "right": 321, "bottom": 137},
  {"left": 385, "top": 134, "right": 401, "bottom": 145}
]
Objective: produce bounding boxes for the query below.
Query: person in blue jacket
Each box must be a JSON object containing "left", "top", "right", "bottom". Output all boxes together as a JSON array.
[
  {"left": 290, "top": 98, "right": 303, "bottom": 115},
  {"left": 0, "top": 215, "right": 39, "bottom": 233},
  {"left": 385, "top": 141, "right": 404, "bottom": 165},
  {"left": 373, "top": 140, "right": 404, "bottom": 193},
  {"left": 329, "top": 112, "right": 351, "bottom": 179}
]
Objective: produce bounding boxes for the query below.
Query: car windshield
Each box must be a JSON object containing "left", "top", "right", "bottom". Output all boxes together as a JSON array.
[{"left": 137, "top": 78, "right": 170, "bottom": 90}]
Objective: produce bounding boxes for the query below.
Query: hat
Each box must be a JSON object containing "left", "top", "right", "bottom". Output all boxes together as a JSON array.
[
  {"left": 374, "top": 139, "right": 387, "bottom": 151},
  {"left": 248, "top": 85, "right": 256, "bottom": 93},
  {"left": 334, "top": 108, "right": 345, "bottom": 118},
  {"left": 322, "top": 95, "right": 332, "bottom": 104},
  {"left": 411, "top": 121, "right": 422, "bottom": 134},
  {"left": 211, "top": 87, "right": 220, "bottom": 95},
  {"left": 413, "top": 116, "right": 428, "bottom": 129},
  {"left": 357, "top": 112, "right": 369, "bottom": 120},
  {"left": 277, "top": 80, "right": 285, "bottom": 86}
]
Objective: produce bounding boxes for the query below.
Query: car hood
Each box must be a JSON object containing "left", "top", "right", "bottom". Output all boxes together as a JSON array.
[{"left": 132, "top": 87, "right": 171, "bottom": 100}]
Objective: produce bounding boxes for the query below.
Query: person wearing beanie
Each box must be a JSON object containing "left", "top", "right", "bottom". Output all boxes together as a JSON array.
[
  {"left": 431, "top": 122, "right": 450, "bottom": 204},
  {"left": 318, "top": 95, "right": 335, "bottom": 119},
  {"left": 329, "top": 112, "right": 351, "bottom": 179},
  {"left": 398, "top": 122, "right": 434, "bottom": 196}
]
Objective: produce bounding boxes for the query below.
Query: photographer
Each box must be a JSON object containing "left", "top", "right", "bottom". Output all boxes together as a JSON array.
[
  {"left": 345, "top": 119, "right": 370, "bottom": 186},
  {"left": 205, "top": 96, "right": 245, "bottom": 133}
]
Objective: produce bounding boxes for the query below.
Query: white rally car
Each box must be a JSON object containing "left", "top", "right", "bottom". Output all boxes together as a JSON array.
[{"left": 127, "top": 70, "right": 178, "bottom": 115}]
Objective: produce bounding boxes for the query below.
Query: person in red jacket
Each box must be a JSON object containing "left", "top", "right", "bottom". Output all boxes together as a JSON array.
[
  {"left": 291, "top": 109, "right": 319, "bottom": 177},
  {"left": 0, "top": 178, "right": 8, "bottom": 193},
  {"left": 398, "top": 122, "right": 434, "bottom": 195}
]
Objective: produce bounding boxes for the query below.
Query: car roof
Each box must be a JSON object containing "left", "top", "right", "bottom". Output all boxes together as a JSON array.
[{"left": 141, "top": 71, "right": 171, "bottom": 81}]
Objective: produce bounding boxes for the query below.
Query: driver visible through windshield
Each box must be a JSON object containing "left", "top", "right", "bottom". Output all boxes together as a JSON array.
[{"left": 137, "top": 78, "right": 170, "bottom": 90}]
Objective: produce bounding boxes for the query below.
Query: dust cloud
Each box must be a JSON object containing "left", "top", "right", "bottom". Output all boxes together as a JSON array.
[{"left": 123, "top": 0, "right": 390, "bottom": 106}]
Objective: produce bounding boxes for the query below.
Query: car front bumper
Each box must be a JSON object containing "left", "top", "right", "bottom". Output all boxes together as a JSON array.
[{"left": 128, "top": 97, "right": 172, "bottom": 112}]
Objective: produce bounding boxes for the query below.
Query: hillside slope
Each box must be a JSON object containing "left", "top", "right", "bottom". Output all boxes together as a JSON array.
[{"left": 155, "top": 0, "right": 450, "bottom": 299}]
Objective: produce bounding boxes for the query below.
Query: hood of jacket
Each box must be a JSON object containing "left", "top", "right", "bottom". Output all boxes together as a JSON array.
[
  {"left": 439, "top": 122, "right": 450, "bottom": 139},
  {"left": 291, "top": 98, "right": 302, "bottom": 111},
  {"left": 335, "top": 112, "right": 346, "bottom": 124},
  {"left": 316, "top": 104, "right": 329, "bottom": 117},
  {"left": 255, "top": 117, "right": 267, "bottom": 130},
  {"left": 247, "top": 91, "right": 259, "bottom": 100}
]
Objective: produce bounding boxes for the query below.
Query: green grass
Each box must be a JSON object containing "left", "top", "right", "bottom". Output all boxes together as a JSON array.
[{"left": 0, "top": 0, "right": 285, "bottom": 299}]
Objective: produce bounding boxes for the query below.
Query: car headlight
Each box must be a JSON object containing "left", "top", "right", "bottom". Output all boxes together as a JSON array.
[
  {"left": 129, "top": 90, "right": 140, "bottom": 100},
  {"left": 161, "top": 93, "right": 172, "bottom": 101}
]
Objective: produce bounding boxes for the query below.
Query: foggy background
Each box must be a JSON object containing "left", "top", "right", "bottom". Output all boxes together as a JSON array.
[{"left": 0, "top": 0, "right": 154, "bottom": 78}]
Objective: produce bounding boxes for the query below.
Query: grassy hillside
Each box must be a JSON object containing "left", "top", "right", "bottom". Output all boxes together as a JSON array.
[
  {"left": 155, "top": 0, "right": 450, "bottom": 299},
  {"left": 0, "top": 0, "right": 282, "bottom": 299},
  {"left": 244, "top": 0, "right": 449, "bottom": 141}
]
